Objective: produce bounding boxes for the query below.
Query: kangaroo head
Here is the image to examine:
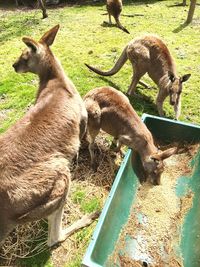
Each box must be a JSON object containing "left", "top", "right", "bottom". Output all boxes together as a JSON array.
[
  {"left": 143, "top": 147, "right": 177, "bottom": 185},
  {"left": 168, "top": 71, "right": 191, "bottom": 106},
  {"left": 12, "top": 25, "right": 60, "bottom": 74}
]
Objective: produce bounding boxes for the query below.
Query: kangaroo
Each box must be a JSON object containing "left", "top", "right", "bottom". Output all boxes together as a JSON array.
[
  {"left": 84, "top": 86, "right": 178, "bottom": 185},
  {"left": 85, "top": 35, "right": 191, "bottom": 120},
  {"left": 15, "top": 0, "right": 48, "bottom": 19},
  {"left": 105, "top": 0, "right": 130, "bottom": 34},
  {"left": 38, "top": 0, "right": 48, "bottom": 19},
  {"left": 0, "top": 25, "right": 98, "bottom": 248}
]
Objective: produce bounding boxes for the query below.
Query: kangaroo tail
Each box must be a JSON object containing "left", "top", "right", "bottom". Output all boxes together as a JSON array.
[
  {"left": 115, "top": 17, "right": 130, "bottom": 34},
  {"left": 85, "top": 45, "right": 128, "bottom": 77}
]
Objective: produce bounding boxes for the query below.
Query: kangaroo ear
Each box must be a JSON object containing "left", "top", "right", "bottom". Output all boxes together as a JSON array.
[
  {"left": 151, "top": 147, "right": 178, "bottom": 161},
  {"left": 22, "top": 37, "right": 38, "bottom": 53},
  {"left": 39, "top": 25, "right": 60, "bottom": 46},
  {"left": 180, "top": 74, "right": 191, "bottom": 83},
  {"left": 168, "top": 71, "right": 176, "bottom": 82}
]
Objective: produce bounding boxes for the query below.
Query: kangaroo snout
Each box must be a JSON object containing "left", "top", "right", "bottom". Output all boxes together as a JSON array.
[
  {"left": 12, "top": 62, "right": 18, "bottom": 72},
  {"left": 170, "top": 100, "right": 176, "bottom": 106},
  {"left": 12, "top": 61, "right": 23, "bottom": 73}
]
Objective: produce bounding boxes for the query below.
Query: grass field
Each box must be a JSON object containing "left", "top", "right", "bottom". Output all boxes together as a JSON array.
[{"left": 0, "top": 0, "right": 200, "bottom": 266}]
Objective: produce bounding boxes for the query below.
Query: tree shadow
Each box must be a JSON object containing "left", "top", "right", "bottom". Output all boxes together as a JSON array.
[
  {"left": 173, "top": 21, "right": 188, "bottom": 33},
  {"left": 121, "top": 13, "right": 145, "bottom": 17},
  {"left": 0, "top": 0, "right": 169, "bottom": 10},
  {"left": 168, "top": 2, "right": 200, "bottom": 7},
  {"left": 167, "top": 3, "right": 188, "bottom": 7},
  {"left": 122, "top": 0, "right": 168, "bottom": 7}
]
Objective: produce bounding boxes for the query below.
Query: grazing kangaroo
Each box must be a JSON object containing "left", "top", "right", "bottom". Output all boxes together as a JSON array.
[
  {"left": 106, "top": 0, "right": 130, "bottom": 34},
  {"left": 85, "top": 35, "right": 191, "bottom": 120},
  {"left": 0, "top": 25, "right": 98, "bottom": 248},
  {"left": 84, "top": 86, "right": 178, "bottom": 185}
]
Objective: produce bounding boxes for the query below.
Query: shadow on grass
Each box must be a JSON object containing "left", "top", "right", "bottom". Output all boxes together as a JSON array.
[
  {"left": 19, "top": 248, "right": 51, "bottom": 267},
  {"left": 101, "top": 21, "right": 116, "bottom": 28},
  {"left": 0, "top": 0, "right": 170, "bottom": 11},
  {"left": 121, "top": 13, "right": 145, "bottom": 17},
  {"left": 98, "top": 76, "right": 121, "bottom": 91},
  {"left": 129, "top": 90, "right": 158, "bottom": 116},
  {"left": 0, "top": 15, "right": 41, "bottom": 42},
  {"left": 173, "top": 21, "right": 189, "bottom": 33},
  {"left": 98, "top": 76, "right": 158, "bottom": 116},
  {"left": 0, "top": 220, "right": 51, "bottom": 267},
  {"left": 167, "top": 3, "right": 188, "bottom": 7}
]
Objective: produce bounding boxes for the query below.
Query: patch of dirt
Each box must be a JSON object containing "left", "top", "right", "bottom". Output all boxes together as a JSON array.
[{"left": 108, "top": 144, "right": 199, "bottom": 267}]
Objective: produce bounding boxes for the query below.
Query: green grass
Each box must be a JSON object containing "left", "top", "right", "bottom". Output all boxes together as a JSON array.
[
  {"left": 81, "top": 197, "right": 101, "bottom": 213},
  {"left": 72, "top": 188, "right": 101, "bottom": 212},
  {"left": 0, "top": 1, "right": 200, "bottom": 266}
]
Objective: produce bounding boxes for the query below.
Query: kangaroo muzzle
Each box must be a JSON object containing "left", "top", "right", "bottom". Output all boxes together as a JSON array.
[{"left": 12, "top": 62, "right": 19, "bottom": 72}]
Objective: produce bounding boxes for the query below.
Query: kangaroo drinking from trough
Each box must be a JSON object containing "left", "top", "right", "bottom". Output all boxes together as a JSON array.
[
  {"left": 0, "top": 25, "right": 98, "bottom": 247},
  {"left": 85, "top": 35, "right": 191, "bottom": 120},
  {"left": 105, "top": 0, "right": 130, "bottom": 34},
  {"left": 84, "top": 86, "right": 178, "bottom": 185}
]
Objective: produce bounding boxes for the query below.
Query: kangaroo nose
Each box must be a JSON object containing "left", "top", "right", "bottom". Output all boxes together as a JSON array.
[
  {"left": 12, "top": 62, "right": 19, "bottom": 72},
  {"left": 170, "top": 100, "right": 175, "bottom": 105},
  {"left": 12, "top": 63, "right": 17, "bottom": 69}
]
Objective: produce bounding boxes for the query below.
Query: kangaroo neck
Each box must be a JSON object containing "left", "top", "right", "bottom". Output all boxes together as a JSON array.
[{"left": 36, "top": 56, "right": 74, "bottom": 100}]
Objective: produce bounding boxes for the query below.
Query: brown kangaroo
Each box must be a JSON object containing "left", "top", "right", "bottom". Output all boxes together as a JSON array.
[
  {"left": 84, "top": 86, "right": 178, "bottom": 185},
  {"left": 85, "top": 35, "right": 191, "bottom": 120},
  {"left": 106, "top": 0, "right": 130, "bottom": 34},
  {"left": 15, "top": 0, "right": 48, "bottom": 19},
  {"left": 0, "top": 25, "right": 98, "bottom": 248},
  {"left": 38, "top": 0, "right": 48, "bottom": 18}
]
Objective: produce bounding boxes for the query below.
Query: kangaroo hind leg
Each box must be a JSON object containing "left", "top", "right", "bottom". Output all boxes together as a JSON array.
[{"left": 127, "top": 63, "right": 147, "bottom": 96}]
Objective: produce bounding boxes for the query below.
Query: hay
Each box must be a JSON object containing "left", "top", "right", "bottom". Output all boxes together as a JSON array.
[
  {"left": 0, "top": 220, "right": 48, "bottom": 265},
  {"left": 108, "top": 143, "right": 199, "bottom": 267},
  {"left": 0, "top": 132, "right": 122, "bottom": 266},
  {"left": 118, "top": 255, "right": 143, "bottom": 267}
]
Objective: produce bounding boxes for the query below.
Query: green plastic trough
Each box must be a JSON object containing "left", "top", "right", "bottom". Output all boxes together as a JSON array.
[{"left": 82, "top": 114, "right": 200, "bottom": 267}]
